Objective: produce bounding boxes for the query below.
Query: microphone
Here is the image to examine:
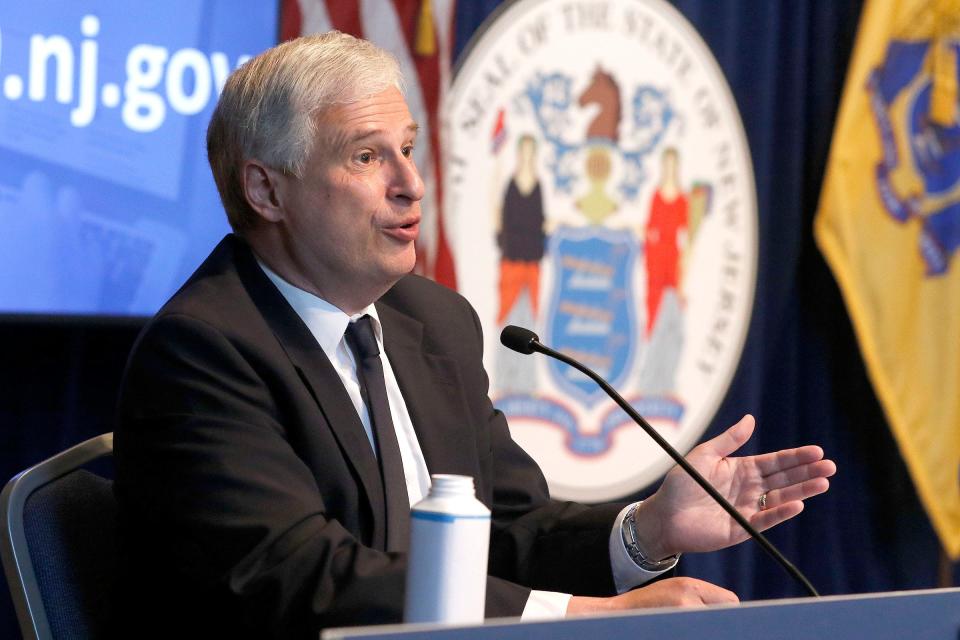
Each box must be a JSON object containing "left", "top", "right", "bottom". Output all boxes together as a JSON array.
[
  {"left": 500, "top": 325, "right": 539, "bottom": 354},
  {"left": 500, "top": 325, "right": 819, "bottom": 598}
]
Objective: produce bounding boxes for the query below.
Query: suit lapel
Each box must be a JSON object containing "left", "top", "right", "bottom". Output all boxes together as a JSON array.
[
  {"left": 376, "top": 301, "right": 480, "bottom": 479},
  {"left": 229, "top": 237, "right": 387, "bottom": 546}
]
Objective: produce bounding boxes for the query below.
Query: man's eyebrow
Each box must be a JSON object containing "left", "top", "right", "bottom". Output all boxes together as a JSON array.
[{"left": 345, "top": 122, "right": 420, "bottom": 145}]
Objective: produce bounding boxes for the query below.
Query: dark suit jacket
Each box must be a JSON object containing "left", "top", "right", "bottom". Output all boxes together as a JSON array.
[{"left": 114, "top": 235, "right": 624, "bottom": 638}]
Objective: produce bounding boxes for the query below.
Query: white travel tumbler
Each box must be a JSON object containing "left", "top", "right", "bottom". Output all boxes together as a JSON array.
[{"left": 403, "top": 474, "right": 490, "bottom": 624}]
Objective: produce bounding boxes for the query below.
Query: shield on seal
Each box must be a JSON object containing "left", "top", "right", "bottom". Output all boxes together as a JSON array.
[{"left": 545, "top": 225, "right": 640, "bottom": 407}]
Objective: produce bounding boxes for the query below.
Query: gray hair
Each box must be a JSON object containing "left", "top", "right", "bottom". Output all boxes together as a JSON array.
[{"left": 206, "top": 31, "right": 403, "bottom": 233}]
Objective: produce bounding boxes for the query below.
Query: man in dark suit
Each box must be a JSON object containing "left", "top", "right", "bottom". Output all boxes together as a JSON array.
[{"left": 115, "top": 32, "right": 835, "bottom": 638}]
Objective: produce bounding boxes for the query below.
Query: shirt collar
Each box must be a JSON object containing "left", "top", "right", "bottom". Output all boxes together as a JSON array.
[{"left": 256, "top": 259, "right": 383, "bottom": 359}]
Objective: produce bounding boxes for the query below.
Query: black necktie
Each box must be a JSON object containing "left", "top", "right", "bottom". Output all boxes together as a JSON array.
[{"left": 344, "top": 315, "right": 410, "bottom": 553}]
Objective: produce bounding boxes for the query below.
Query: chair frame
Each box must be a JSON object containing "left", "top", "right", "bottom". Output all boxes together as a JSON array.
[{"left": 0, "top": 433, "right": 114, "bottom": 640}]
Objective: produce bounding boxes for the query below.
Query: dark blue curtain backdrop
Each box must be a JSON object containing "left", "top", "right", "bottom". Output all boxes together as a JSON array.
[{"left": 2, "top": 0, "right": 955, "bottom": 635}]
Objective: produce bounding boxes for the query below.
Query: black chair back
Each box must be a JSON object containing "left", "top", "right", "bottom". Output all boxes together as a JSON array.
[{"left": 1, "top": 433, "right": 114, "bottom": 640}]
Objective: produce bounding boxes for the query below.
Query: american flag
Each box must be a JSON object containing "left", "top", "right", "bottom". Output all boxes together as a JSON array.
[{"left": 280, "top": 0, "right": 458, "bottom": 289}]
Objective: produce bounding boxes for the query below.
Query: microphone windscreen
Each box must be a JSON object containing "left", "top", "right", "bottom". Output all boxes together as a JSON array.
[{"left": 500, "top": 325, "right": 539, "bottom": 354}]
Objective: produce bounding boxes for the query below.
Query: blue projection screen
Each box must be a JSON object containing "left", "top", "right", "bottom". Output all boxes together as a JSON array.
[{"left": 0, "top": 2, "right": 279, "bottom": 317}]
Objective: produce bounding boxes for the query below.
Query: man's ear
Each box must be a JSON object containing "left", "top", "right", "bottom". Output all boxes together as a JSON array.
[{"left": 242, "top": 159, "right": 287, "bottom": 223}]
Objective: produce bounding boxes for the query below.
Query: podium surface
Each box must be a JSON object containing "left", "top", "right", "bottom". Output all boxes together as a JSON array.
[{"left": 324, "top": 587, "right": 960, "bottom": 640}]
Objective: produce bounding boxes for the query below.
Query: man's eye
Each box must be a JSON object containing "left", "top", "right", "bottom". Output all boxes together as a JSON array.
[
  {"left": 356, "top": 151, "right": 376, "bottom": 164},
  {"left": 401, "top": 145, "right": 414, "bottom": 158}
]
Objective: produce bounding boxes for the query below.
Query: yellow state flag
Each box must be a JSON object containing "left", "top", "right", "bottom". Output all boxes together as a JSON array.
[{"left": 815, "top": 0, "right": 960, "bottom": 557}]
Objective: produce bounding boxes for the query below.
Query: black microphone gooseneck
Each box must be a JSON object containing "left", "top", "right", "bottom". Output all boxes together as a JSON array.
[{"left": 499, "top": 325, "right": 819, "bottom": 598}]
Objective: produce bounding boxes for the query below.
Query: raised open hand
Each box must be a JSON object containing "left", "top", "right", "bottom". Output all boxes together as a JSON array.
[{"left": 633, "top": 415, "right": 837, "bottom": 559}]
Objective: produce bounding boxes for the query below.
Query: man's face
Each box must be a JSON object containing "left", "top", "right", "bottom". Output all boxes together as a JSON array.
[{"left": 276, "top": 86, "right": 424, "bottom": 310}]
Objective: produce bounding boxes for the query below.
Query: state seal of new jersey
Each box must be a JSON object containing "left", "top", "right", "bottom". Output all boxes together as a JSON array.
[{"left": 444, "top": 0, "right": 758, "bottom": 501}]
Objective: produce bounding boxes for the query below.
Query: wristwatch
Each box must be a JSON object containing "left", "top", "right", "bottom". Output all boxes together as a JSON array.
[{"left": 621, "top": 503, "right": 680, "bottom": 571}]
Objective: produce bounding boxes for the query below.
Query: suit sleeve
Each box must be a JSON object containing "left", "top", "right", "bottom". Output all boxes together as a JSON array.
[{"left": 115, "top": 312, "right": 406, "bottom": 637}]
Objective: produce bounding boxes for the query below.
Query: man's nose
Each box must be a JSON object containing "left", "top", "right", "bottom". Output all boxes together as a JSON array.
[{"left": 389, "top": 155, "right": 425, "bottom": 203}]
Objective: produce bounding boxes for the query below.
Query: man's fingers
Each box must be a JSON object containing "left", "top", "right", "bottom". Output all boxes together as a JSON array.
[
  {"left": 761, "top": 459, "right": 837, "bottom": 491},
  {"left": 761, "top": 477, "right": 830, "bottom": 509},
  {"left": 744, "top": 475, "right": 830, "bottom": 532},
  {"left": 750, "top": 500, "right": 805, "bottom": 531},
  {"left": 753, "top": 445, "right": 826, "bottom": 476},
  {"left": 692, "top": 580, "right": 740, "bottom": 605},
  {"left": 702, "top": 414, "right": 755, "bottom": 459}
]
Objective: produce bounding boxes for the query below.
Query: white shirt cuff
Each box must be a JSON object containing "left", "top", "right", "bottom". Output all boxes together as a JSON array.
[
  {"left": 521, "top": 589, "right": 572, "bottom": 620},
  {"left": 610, "top": 502, "right": 678, "bottom": 593}
]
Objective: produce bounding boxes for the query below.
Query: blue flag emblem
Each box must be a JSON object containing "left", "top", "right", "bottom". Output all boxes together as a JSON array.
[{"left": 869, "top": 41, "right": 960, "bottom": 276}]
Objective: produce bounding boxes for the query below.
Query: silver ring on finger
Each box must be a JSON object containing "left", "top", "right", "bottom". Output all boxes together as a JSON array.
[{"left": 758, "top": 493, "right": 768, "bottom": 510}]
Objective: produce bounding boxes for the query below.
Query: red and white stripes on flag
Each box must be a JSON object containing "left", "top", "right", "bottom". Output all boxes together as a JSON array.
[{"left": 280, "top": 0, "right": 458, "bottom": 289}]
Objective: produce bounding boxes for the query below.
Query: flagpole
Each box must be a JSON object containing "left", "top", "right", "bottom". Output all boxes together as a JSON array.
[{"left": 938, "top": 546, "right": 954, "bottom": 588}]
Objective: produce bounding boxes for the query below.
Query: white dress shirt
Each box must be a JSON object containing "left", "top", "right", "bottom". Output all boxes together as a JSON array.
[{"left": 259, "top": 261, "right": 672, "bottom": 619}]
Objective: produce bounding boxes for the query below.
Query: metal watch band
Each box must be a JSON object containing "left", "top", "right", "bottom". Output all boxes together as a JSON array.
[{"left": 621, "top": 503, "right": 680, "bottom": 572}]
